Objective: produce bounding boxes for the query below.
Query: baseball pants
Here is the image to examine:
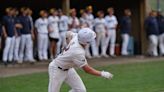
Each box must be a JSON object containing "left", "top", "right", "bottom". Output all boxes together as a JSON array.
[
  {"left": 85, "top": 39, "right": 98, "bottom": 57},
  {"left": 105, "top": 30, "right": 116, "bottom": 56},
  {"left": 48, "top": 62, "right": 86, "bottom": 92},
  {"left": 121, "top": 34, "right": 129, "bottom": 55},
  {"left": 3, "top": 36, "right": 15, "bottom": 62},
  {"left": 159, "top": 33, "right": 164, "bottom": 55},
  {"left": 57, "top": 31, "right": 67, "bottom": 54},
  {"left": 14, "top": 36, "right": 21, "bottom": 61},
  {"left": 19, "top": 34, "right": 34, "bottom": 62},
  {"left": 148, "top": 35, "right": 158, "bottom": 56},
  {"left": 96, "top": 31, "right": 106, "bottom": 55},
  {"left": 38, "top": 33, "right": 49, "bottom": 60}
]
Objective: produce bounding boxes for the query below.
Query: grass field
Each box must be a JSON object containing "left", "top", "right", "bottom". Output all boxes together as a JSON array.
[{"left": 0, "top": 61, "right": 164, "bottom": 92}]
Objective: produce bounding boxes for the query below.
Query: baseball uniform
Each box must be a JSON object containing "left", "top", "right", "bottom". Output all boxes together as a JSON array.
[
  {"left": 94, "top": 17, "right": 107, "bottom": 56},
  {"left": 85, "top": 13, "right": 98, "bottom": 58},
  {"left": 105, "top": 15, "right": 118, "bottom": 56},
  {"left": 68, "top": 16, "right": 80, "bottom": 33},
  {"left": 57, "top": 15, "right": 69, "bottom": 54},
  {"left": 145, "top": 16, "right": 159, "bottom": 56},
  {"left": 157, "top": 14, "right": 164, "bottom": 55},
  {"left": 120, "top": 16, "right": 132, "bottom": 56},
  {"left": 48, "top": 32, "right": 87, "bottom": 92},
  {"left": 13, "top": 16, "right": 21, "bottom": 62},
  {"left": 35, "top": 17, "right": 49, "bottom": 60},
  {"left": 19, "top": 15, "right": 35, "bottom": 62},
  {"left": 2, "top": 15, "right": 16, "bottom": 62},
  {"left": 48, "top": 16, "right": 60, "bottom": 39}
]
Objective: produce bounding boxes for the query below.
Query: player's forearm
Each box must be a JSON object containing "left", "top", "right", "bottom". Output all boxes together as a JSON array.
[{"left": 82, "top": 65, "right": 101, "bottom": 76}]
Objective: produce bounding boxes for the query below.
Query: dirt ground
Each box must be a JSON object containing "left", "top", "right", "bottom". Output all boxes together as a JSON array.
[{"left": 0, "top": 56, "right": 164, "bottom": 78}]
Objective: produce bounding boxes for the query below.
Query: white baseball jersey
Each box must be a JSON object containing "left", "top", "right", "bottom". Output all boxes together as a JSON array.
[
  {"left": 94, "top": 18, "right": 106, "bottom": 32},
  {"left": 53, "top": 33, "right": 87, "bottom": 69},
  {"left": 80, "top": 17, "right": 88, "bottom": 27},
  {"left": 105, "top": 15, "right": 118, "bottom": 30},
  {"left": 59, "top": 15, "right": 69, "bottom": 32},
  {"left": 48, "top": 16, "right": 60, "bottom": 39},
  {"left": 68, "top": 17, "right": 80, "bottom": 28},
  {"left": 35, "top": 18, "right": 48, "bottom": 34},
  {"left": 86, "top": 13, "right": 94, "bottom": 29}
]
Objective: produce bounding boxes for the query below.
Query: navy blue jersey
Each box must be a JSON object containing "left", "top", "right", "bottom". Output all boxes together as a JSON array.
[
  {"left": 19, "top": 15, "right": 31, "bottom": 34},
  {"left": 145, "top": 16, "right": 159, "bottom": 36},
  {"left": 157, "top": 15, "right": 164, "bottom": 34},
  {"left": 120, "top": 16, "right": 131, "bottom": 34},
  {"left": 2, "top": 15, "right": 15, "bottom": 37},
  {"left": 14, "top": 16, "right": 22, "bottom": 36}
]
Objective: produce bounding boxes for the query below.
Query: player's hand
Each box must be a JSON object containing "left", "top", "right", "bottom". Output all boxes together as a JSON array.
[{"left": 101, "top": 71, "right": 113, "bottom": 79}]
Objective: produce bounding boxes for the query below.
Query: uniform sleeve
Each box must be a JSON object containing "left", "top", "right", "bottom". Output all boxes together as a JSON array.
[
  {"left": 72, "top": 53, "right": 88, "bottom": 68},
  {"left": 2, "top": 16, "right": 7, "bottom": 26},
  {"left": 114, "top": 16, "right": 118, "bottom": 25},
  {"left": 34, "top": 19, "right": 39, "bottom": 28}
]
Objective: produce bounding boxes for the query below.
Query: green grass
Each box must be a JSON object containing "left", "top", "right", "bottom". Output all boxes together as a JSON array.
[{"left": 0, "top": 61, "right": 164, "bottom": 92}]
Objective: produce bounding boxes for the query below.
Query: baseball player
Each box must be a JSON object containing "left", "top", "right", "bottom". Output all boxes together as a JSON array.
[
  {"left": 85, "top": 5, "right": 98, "bottom": 58},
  {"left": 19, "top": 7, "right": 35, "bottom": 63},
  {"left": 94, "top": 10, "right": 108, "bottom": 57},
  {"left": 57, "top": 9, "right": 69, "bottom": 54},
  {"left": 48, "top": 28, "right": 113, "bottom": 92},
  {"left": 157, "top": 11, "right": 164, "bottom": 56},
  {"left": 2, "top": 7, "right": 16, "bottom": 65},
  {"left": 79, "top": 9, "right": 89, "bottom": 28},
  {"left": 68, "top": 8, "right": 80, "bottom": 33},
  {"left": 105, "top": 7, "right": 118, "bottom": 57},
  {"left": 13, "top": 8, "right": 22, "bottom": 63},
  {"left": 120, "top": 9, "right": 132, "bottom": 56},
  {"left": 35, "top": 10, "right": 49, "bottom": 61},
  {"left": 48, "top": 8, "right": 60, "bottom": 59},
  {"left": 145, "top": 11, "right": 159, "bottom": 56}
]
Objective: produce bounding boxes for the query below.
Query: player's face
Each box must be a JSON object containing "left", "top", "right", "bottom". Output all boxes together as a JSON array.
[
  {"left": 71, "top": 12, "right": 76, "bottom": 17},
  {"left": 53, "top": 11, "right": 58, "bottom": 16}
]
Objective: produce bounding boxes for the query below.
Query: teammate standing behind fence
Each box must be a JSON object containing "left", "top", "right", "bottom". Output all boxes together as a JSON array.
[
  {"left": 68, "top": 8, "right": 80, "bottom": 33},
  {"left": 13, "top": 8, "right": 22, "bottom": 63},
  {"left": 145, "top": 11, "right": 159, "bottom": 56},
  {"left": 157, "top": 11, "right": 164, "bottom": 56},
  {"left": 48, "top": 8, "right": 60, "bottom": 59},
  {"left": 105, "top": 7, "right": 118, "bottom": 57},
  {"left": 94, "top": 10, "right": 107, "bottom": 57},
  {"left": 19, "top": 7, "right": 35, "bottom": 63},
  {"left": 85, "top": 6, "right": 98, "bottom": 58},
  {"left": 120, "top": 9, "right": 132, "bottom": 56},
  {"left": 2, "top": 7, "right": 16, "bottom": 66},
  {"left": 35, "top": 10, "right": 49, "bottom": 61},
  {"left": 57, "top": 9, "right": 69, "bottom": 54}
]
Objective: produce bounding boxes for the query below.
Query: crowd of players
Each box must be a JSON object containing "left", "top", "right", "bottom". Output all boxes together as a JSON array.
[{"left": 0, "top": 5, "right": 163, "bottom": 66}]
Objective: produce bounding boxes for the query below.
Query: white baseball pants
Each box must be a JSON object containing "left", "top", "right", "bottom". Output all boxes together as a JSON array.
[
  {"left": 85, "top": 39, "right": 98, "bottom": 57},
  {"left": 14, "top": 36, "right": 21, "bottom": 61},
  {"left": 96, "top": 31, "right": 106, "bottom": 55},
  {"left": 105, "top": 30, "right": 116, "bottom": 56},
  {"left": 148, "top": 35, "right": 158, "bottom": 56},
  {"left": 57, "top": 31, "right": 66, "bottom": 54},
  {"left": 159, "top": 33, "right": 164, "bottom": 55},
  {"left": 121, "top": 34, "right": 129, "bottom": 55},
  {"left": 19, "top": 34, "right": 34, "bottom": 62},
  {"left": 3, "top": 37, "right": 15, "bottom": 62},
  {"left": 48, "top": 62, "right": 86, "bottom": 92},
  {"left": 38, "top": 33, "right": 49, "bottom": 60}
]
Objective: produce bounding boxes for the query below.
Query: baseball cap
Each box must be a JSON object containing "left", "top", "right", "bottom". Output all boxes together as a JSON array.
[{"left": 78, "top": 28, "right": 96, "bottom": 45}]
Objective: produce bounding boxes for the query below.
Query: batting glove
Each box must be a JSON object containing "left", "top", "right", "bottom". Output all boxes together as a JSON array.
[{"left": 101, "top": 71, "right": 113, "bottom": 79}]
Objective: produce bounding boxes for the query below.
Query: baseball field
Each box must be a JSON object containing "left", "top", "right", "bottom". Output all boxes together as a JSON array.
[{"left": 0, "top": 59, "right": 164, "bottom": 92}]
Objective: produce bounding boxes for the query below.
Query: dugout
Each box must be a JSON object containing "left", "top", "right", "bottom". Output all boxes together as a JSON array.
[{"left": 0, "top": 0, "right": 150, "bottom": 55}]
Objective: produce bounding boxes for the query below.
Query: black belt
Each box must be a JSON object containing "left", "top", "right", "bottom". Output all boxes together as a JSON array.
[{"left": 58, "top": 66, "right": 69, "bottom": 71}]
